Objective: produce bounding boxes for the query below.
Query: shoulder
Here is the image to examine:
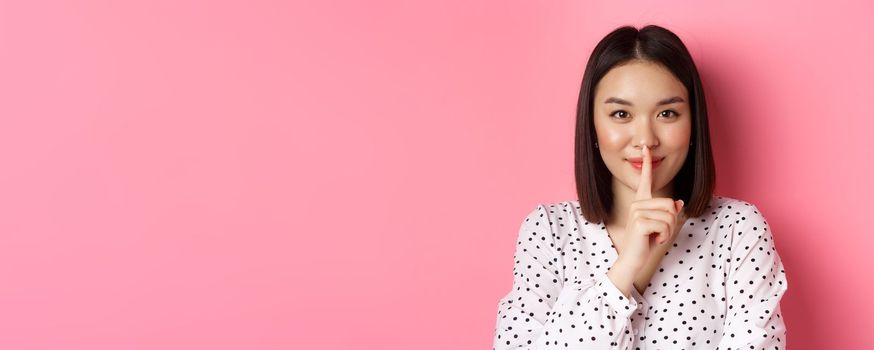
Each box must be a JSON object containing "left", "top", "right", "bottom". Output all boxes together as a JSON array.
[
  {"left": 709, "top": 195, "right": 768, "bottom": 223},
  {"left": 712, "top": 196, "right": 777, "bottom": 248},
  {"left": 512, "top": 203, "right": 562, "bottom": 259},
  {"left": 515, "top": 200, "right": 587, "bottom": 238},
  {"left": 539, "top": 199, "right": 592, "bottom": 228},
  {"left": 715, "top": 195, "right": 769, "bottom": 221},
  {"left": 518, "top": 203, "right": 549, "bottom": 228},
  {"left": 521, "top": 200, "right": 583, "bottom": 222}
]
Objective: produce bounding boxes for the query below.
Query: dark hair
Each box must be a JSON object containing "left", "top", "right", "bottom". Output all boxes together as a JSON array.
[{"left": 575, "top": 24, "right": 716, "bottom": 224}]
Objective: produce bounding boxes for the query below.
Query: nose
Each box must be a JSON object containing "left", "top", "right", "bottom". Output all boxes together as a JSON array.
[{"left": 633, "top": 118, "right": 658, "bottom": 149}]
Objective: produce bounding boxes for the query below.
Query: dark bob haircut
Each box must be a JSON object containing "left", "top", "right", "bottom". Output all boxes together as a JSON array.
[{"left": 575, "top": 24, "right": 716, "bottom": 224}]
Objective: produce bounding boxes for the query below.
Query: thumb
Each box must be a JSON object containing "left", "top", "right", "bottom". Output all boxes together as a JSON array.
[{"left": 661, "top": 199, "right": 686, "bottom": 245}]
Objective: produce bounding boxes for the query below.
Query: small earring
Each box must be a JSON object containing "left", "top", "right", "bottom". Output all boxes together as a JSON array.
[
  {"left": 594, "top": 142, "right": 599, "bottom": 149},
  {"left": 690, "top": 142, "right": 694, "bottom": 146}
]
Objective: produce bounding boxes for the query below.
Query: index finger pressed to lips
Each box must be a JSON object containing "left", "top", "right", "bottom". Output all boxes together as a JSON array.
[{"left": 635, "top": 145, "right": 652, "bottom": 201}]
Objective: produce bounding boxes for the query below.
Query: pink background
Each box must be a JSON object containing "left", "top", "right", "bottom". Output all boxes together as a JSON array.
[{"left": 0, "top": 0, "right": 871, "bottom": 349}]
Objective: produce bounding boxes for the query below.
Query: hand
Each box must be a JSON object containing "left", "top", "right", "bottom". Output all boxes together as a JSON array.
[{"left": 618, "top": 145, "right": 686, "bottom": 270}]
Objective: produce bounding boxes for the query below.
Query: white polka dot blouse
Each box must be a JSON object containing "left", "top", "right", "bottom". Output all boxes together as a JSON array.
[{"left": 492, "top": 195, "right": 788, "bottom": 349}]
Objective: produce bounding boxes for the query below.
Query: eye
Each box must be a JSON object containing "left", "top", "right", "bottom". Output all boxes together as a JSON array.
[
  {"left": 609, "top": 110, "right": 630, "bottom": 119},
  {"left": 659, "top": 110, "right": 680, "bottom": 118}
]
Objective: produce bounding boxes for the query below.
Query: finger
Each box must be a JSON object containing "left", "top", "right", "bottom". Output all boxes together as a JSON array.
[
  {"left": 636, "top": 209, "right": 676, "bottom": 226},
  {"left": 675, "top": 200, "right": 686, "bottom": 221},
  {"left": 635, "top": 145, "right": 652, "bottom": 201},
  {"left": 657, "top": 218, "right": 674, "bottom": 244},
  {"left": 631, "top": 198, "right": 678, "bottom": 216},
  {"left": 637, "top": 210, "right": 675, "bottom": 239},
  {"left": 663, "top": 201, "right": 687, "bottom": 244},
  {"left": 638, "top": 218, "right": 671, "bottom": 243}
]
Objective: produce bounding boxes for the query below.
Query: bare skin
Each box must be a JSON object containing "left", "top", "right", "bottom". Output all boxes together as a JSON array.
[
  {"left": 606, "top": 145, "right": 687, "bottom": 297},
  {"left": 594, "top": 60, "right": 692, "bottom": 297}
]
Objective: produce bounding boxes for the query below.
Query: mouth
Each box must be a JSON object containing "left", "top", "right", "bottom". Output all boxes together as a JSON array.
[{"left": 627, "top": 157, "right": 664, "bottom": 170}]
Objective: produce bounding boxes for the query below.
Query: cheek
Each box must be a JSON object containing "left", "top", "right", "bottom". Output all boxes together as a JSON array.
[
  {"left": 664, "top": 122, "right": 692, "bottom": 146},
  {"left": 601, "top": 131, "right": 626, "bottom": 147},
  {"left": 594, "top": 123, "right": 628, "bottom": 148}
]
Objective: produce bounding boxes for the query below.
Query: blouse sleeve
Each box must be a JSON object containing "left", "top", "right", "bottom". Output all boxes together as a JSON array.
[
  {"left": 715, "top": 203, "right": 789, "bottom": 349},
  {"left": 492, "top": 204, "right": 644, "bottom": 350}
]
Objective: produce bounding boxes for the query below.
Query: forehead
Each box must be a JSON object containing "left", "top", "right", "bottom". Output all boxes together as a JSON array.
[{"left": 594, "top": 61, "right": 688, "bottom": 101}]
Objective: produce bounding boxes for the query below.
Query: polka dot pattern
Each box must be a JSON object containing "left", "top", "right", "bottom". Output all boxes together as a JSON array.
[{"left": 492, "top": 196, "right": 788, "bottom": 349}]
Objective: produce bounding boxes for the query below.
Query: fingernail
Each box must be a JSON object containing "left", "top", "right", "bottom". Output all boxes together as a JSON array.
[{"left": 679, "top": 199, "right": 685, "bottom": 207}]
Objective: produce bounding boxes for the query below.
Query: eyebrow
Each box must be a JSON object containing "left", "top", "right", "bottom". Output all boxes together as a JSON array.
[{"left": 603, "top": 96, "right": 686, "bottom": 106}]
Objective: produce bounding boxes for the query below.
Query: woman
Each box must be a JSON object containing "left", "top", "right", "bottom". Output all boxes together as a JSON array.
[{"left": 492, "top": 25, "right": 788, "bottom": 349}]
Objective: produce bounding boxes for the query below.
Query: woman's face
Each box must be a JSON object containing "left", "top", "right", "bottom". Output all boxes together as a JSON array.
[{"left": 593, "top": 60, "right": 692, "bottom": 196}]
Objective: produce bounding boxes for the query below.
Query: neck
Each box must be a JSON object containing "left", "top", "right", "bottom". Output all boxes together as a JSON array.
[{"left": 606, "top": 178, "right": 674, "bottom": 228}]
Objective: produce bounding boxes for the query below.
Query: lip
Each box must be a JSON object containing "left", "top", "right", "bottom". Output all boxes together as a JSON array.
[{"left": 627, "top": 157, "right": 664, "bottom": 170}]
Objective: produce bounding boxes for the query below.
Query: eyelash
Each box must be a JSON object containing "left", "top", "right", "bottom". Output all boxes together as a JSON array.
[{"left": 609, "top": 110, "right": 680, "bottom": 119}]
